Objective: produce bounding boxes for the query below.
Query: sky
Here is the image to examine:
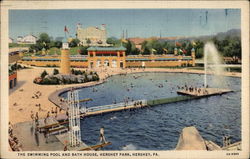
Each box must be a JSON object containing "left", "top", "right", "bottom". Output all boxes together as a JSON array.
[{"left": 9, "top": 9, "right": 240, "bottom": 40}]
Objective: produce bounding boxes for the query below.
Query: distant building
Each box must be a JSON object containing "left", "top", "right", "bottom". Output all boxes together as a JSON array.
[
  {"left": 87, "top": 46, "right": 127, "bottom": 68},
  {"left": 60, "top": 38, "right": 71, "bottom": 75},
  {"left": 17, "top": 36, "right": 23, "bottom": 43},
  {"left": 20, "top": 47, "right": 196, "bottom": 68},
  {"left": 9, "top": 38, "right": 14, "bottom": 43},
  {"left": 76, "top": 24, "right": 109, "bottom": 46},
  {"left": 17, "top": 35, "right": 37, "bottom": 44},
  {"left": 128, "top": 38, "right": 145, "bottom": 51}
]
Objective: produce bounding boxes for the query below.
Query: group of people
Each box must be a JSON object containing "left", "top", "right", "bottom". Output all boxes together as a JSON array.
[
  {"left": 35, "top": 103, "right": 42, "bottom": 111},
  {"left": 223, "top": 135, "right": 231, "bottom": 147},
  {"left": 133, "top": 101, "right": 143, "bottom": 107},
  {"left": 32, "top": 91, "right": 42, "bottom": 99},
  {"left": 157, "top": 83, "right": 164, "bottom": 88},
  {"left": 181, "top": 84, "right": 209, "bottom": 95},
  {"left": 8, "top": 122, "right": 22, "bottom": 151}
]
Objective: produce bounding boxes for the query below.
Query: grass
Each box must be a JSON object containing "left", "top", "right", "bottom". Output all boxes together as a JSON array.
[
  {"left": 9, "top": 43, "right": 32, "bottom": 48},
  {"left": 31, "top": 47, "right": 81, "bottom": 56},
  {"left": 47, "top": 47, "right": 61, "bottom": 55}
]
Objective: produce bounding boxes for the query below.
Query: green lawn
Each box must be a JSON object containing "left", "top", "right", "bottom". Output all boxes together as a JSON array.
[
  {"left": 69, "top": 46, "right": 81, "bottom": 55},
  {"left": 38, "top": 47, "right": 81, "bottom": 55},
  {"left": 47, "top": 47, "right": 61, "bottom": 55},
  {"left": 9, "top": 43, "right": 32, "bottom": 48}
]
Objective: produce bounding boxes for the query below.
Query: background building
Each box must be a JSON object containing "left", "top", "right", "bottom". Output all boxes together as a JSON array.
[
  {"left": 19, "top": 47, "right": 195, "bottom": 68},
  {"left": 87, "top": 46, "right": 126, "bottom": 68},
  {"left": 76, "top": 24, "right": 109, "bottom": 46},
  {"left": 9, "top": 38, "right": 14, "bottom": 43},
  {"left": 17, "top": 35, "right": 37, "bottom": 44}
]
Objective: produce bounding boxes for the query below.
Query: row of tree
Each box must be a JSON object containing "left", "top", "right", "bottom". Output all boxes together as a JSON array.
[
  {"left": 106, "top": 37, "right": 204, "bottom": 58},
  {"left": 29, "top": 33, "right": 81, "bottom": 53},
  {"left": 29, "top": 33, "right": 241, "bottom": 59},
  {"left": 106, "top": 36, "right": 241, "bottom": 59}
]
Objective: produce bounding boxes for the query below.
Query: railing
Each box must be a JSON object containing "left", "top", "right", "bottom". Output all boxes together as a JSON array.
[{"left": 82, "top": 99, "right": 147, "bottom": 113}]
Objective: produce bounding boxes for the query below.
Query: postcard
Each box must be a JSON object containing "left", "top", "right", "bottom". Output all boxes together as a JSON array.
[{"left": 1, "top": 1, "right": 249, "bottom": 159}]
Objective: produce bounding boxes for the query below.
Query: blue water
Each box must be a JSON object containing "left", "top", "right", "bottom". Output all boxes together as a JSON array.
[{"left": 61, "top": 72, "right": 241, "bottom": 150}]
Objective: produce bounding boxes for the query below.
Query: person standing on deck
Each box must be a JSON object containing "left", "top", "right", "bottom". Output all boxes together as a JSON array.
[
  {"left": 34, "top": 124, "right": 40, "bottom": 146},
  {"left": 30, "top": 111, "right": 35, "bottom": 134},
  {"left": 99, "top": 126, "right": 107, "bottom": 143},
  {"left": 35, "top": 112, "right": 39, "bottom": 126}
]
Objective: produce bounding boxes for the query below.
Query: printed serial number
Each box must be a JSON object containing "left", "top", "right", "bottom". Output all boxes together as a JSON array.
[{"left": 226, "top": 152, "right": 239, "bottom": 156}]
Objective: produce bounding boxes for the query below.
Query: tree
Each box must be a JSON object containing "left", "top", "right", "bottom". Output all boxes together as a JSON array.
[
  {"left": 53, "top": 69, "right": 59, "bottom": 75},
  {"left": 106, "top": 37, "right": 120, "bottom": 46},
  {"left": 78, "top": 46, "right": 89, "bottom": 55},
  {"left": 122, "top": 40, "right": 132, "bottom": 55},
  {"left": 54, "top": 41, "right": 62, "bottom": 48},
  {"left": 86, "top": 39, "right": 91, "bottom": 45},
  {"left": 69, "top": 38, "right": 80, "bottom": 47},
  {"left": 37, "top": 33, "right": 50, "bottom": 49},
  {"left": 193, "top": 40, "right": 204, "bottom": 58},
  {"left": 41, "top": 70, "right": 48, "bottom": 78}
]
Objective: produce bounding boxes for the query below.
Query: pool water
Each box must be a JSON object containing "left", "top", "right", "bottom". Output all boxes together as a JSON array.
[{"left": 61, "top": 72, "right": 241, "bottom": 150}]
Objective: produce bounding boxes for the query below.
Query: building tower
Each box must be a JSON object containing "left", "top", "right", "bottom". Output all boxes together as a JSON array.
[
  {"left": 68, "top": 89, "right": 82, "bottom": 147},
  {"left": 60, "top": 38, "right": 71, "bottom": 74},
  {"left": 191, "top": 48, "right": 196, "bottom": 66},
  {"left": 174, "top": 48, "right": 178, "bottom": 56},
  {"left": 42, "top": 48, "right": 46, "bottom": 56}
]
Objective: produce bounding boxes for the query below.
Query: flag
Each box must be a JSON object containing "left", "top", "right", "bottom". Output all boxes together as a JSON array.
[
  {"left": 152, "top": 48, "right": 157, "bottom": 53},
  {"left": 179, "top": 49, "right": 183, "bottom": 53},
  {"left": 121, "top": 38, "right": 128, "bottom": 43},
  {"left": 64, "top": 26, "right": 69, "bottom": 33},
  {"left": 176, "top": 42, "right": 182, "bottom": 47},
  {"left": 101, "top": 24, "right": 106, "bottom": 30},
  {"left": 192, "top": 41, "right": 196, "bottom": 46},
  {"left": 183, "top": 49, "right": 187, "bottom": 54},
  {"left": 163, "top": 48, "right": 168, "bottom": 53}
]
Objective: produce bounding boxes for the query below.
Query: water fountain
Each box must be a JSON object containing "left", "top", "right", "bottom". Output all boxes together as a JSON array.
[
  {"left": 204, "top": 41, "right": 226, "bottom": 88},
  {"left": 178, "top": 42, "right": 232, "bottom": 96}
]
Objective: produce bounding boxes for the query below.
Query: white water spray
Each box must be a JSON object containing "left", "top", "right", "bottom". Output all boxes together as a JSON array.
[{"left": 204, "top": 42, "right": 226, "bottom": 88}]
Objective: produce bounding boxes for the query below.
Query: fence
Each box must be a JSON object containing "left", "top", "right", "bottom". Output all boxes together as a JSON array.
[{"left": 83, "top": 99, "right": 147, "bottom": 113}]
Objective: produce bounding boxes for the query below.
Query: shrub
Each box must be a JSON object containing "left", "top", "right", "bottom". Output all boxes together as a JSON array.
[
  {"left": 41, "top": 70, "right": 48, "bottom": 78},
  {"left": 53, "top": 69, "right": 59, "bottom": 75}
]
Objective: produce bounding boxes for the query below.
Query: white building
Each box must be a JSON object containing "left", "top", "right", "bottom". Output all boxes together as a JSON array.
[
  {"left": 17, "top": 36, "right": 23, "bottom": 43},
  {"left": 9, "top": 38, "right": 14, "bottom": 43},
  {"left": 76, "top": 24, "right": 109, "bottom": 46},
  {"left": 17, "top": 35, "right": 37, "bottom": 44}
]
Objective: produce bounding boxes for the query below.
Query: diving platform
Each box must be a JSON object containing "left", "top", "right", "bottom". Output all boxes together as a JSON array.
[
  {"left": 82, "top": 99, "right": 147, "bottom": 117},
  {"left": 12, "top": 120, "right": 112, "bottom": 151},
  {"left": 177, "top": 88, "right": 233, "bottom": 97},
  {"left": 55, "top": 133, "right": 88, "bottom": 151}
]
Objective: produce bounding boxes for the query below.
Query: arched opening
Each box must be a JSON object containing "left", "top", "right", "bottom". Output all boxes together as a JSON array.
[
  {"left": 90, "top": 61, "right": 94, "bottom": 68},
  {"left": 112, "top": 60, "right": 117, "bottom": 68},
  {"left": 120, "top": 61, "right": 123, "bottom": 68},
  {"left": 96, "top": 59, "right": 101, "bottom": 67},
  {"left": 104, "top": 59, "right": 109, "bottom": 67}
]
